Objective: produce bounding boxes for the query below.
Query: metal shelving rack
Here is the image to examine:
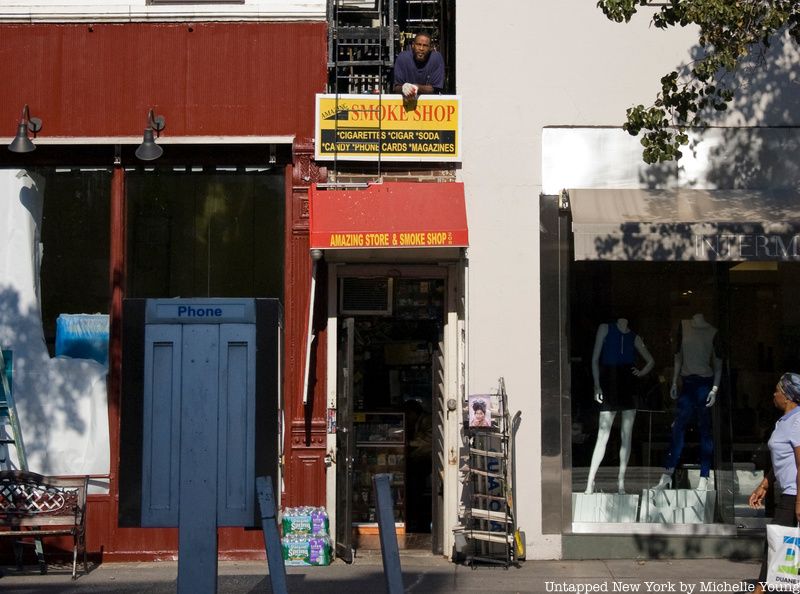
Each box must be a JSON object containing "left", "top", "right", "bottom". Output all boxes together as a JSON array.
[
  {"left": 327, "top": 0, "right": 396, "bottom": 94},
  {"left": 398, "top": 0, "right": 440, "bottom": 40}
]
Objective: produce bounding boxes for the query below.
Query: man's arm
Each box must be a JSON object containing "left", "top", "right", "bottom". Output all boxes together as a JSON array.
[{"left": 393, "top": 51, "right": 410, "bottom": 94}]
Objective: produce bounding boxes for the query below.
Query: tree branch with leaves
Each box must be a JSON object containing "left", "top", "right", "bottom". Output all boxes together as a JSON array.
[{"left": 597, "top": 0, "right": 800, "bottom": 163}]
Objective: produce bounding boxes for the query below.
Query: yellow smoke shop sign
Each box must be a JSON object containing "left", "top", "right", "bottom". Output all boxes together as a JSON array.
[{"left": 315, "top": 94, "right": 461, "bottom": 162}]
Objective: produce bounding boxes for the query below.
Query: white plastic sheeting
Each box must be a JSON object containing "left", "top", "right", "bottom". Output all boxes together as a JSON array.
[{"left": 0, "top": 169, "right": 109, "bottom": 476}]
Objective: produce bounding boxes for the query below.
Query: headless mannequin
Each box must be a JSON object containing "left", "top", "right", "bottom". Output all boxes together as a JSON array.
[
  {"left": 653, "top": 313, "right": 722, "bottom": 491},
  {"left": 585, "top": 319, "right": 655, "bottom": 494}
]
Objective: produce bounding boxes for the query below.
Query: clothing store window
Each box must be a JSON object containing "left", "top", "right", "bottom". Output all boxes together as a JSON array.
[{"left": 570, "top": 261, "right": 800, "bottom": 530}]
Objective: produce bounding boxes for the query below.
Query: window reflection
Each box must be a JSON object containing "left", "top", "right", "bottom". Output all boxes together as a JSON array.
[
  {"left": 40, "top": 168, "right": 111, "bottom": 356},
  {"left": 126, "top": 170, "right": 284, "bottom": 299}
]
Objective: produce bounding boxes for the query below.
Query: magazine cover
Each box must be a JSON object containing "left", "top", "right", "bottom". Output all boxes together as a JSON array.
[{"left": 468, "top": 395, "right": 493, "bottom": 429}]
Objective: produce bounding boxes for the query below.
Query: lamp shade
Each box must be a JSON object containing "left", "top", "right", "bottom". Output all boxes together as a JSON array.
[
  {"left": 8, "top": 121, "right": 35, "bottom": 153},
  {"left": 135, "top": 128, "right": 163, "bottom": 161}
]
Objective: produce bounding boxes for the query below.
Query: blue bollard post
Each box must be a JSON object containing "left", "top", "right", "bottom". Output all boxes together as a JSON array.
[
  {"left": 257, "top": 475, "right": 289, "bottom": 594},
  {"left": 372, "top": 473, "right": 404, "bottom": 594}
]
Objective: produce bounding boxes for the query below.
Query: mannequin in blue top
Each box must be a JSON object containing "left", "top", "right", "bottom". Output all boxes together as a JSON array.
[{"left": 585, "top": 318, "right": 655, "bottom": 494}]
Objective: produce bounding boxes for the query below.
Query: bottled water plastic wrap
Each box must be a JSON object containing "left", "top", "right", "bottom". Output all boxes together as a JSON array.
[
  {"left": 55, "top": 314, "right": 109, "bottom": 365},
  {"left": 280, "top": 506, "right": 331, "bottom": 566},
  {"left": 281, "top": 533, "right": 332, "bottom": 566}
]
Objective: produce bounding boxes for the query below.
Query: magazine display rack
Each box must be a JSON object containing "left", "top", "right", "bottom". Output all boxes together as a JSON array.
[{"left": 457, "top": 378, "right": 521, "bottom": 567}]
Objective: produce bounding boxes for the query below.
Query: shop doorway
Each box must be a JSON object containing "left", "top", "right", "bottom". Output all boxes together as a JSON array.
[{"left": 334, "top": 274, "right": 446, "bottom": 558}]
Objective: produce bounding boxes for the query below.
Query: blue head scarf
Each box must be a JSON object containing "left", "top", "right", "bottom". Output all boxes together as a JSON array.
[{"left": 779, "top": 372, "right": 800, "bottom": 404}]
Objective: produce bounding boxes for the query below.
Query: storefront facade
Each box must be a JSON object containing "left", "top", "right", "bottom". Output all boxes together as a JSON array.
[
  {"left": 540, "top": 127, "right": 800, "bottom": 558},
  {"left": 0, "top": 5, "right": 329, "bottom": 559},
  {"left": 306, "top": 181, "right": 468, "bottom": 557},
  {"left": 455, "top": 1, "right": 800, "bottom": 560},
  {"left": 2, "top": 0, "right": 800, "bottom": 564}
]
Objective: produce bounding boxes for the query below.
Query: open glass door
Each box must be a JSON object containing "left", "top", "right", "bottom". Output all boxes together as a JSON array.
[
  {"left": 335, "top": 317, "right": 355, "bottom": 563},
  {"left": 431, "top": 337, "right": 445, "bottom": 555}
]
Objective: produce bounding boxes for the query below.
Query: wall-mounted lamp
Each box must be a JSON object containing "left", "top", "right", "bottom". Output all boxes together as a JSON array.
[
  {"left": 8, "top": 105, "right": 43, "bottom": 153},
  {"left": 135, "top": 109, "right": 166, "bottom": 161}
]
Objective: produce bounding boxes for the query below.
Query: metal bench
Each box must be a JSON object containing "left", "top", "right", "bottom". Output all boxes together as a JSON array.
[{"left": 0, "top": 470, "right": 88, "bottom": 579}]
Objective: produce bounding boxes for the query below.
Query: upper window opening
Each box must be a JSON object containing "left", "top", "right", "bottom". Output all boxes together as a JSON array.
[{"left": 327, "top": 0, "right": 456, "bottom": 95}]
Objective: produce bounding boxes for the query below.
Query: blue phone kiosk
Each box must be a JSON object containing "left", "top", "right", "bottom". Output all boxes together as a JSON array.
[{"left": 122, "top": 298, "right": 282, "bottom": 594}]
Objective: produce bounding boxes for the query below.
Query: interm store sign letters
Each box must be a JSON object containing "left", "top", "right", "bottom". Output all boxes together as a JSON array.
[{"left": 314, "top": 94, "right": 462, "bottom": 162}]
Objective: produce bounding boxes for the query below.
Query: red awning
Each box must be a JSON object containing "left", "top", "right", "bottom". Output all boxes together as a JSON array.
[{"left": 309, "top": 182, "right": 469, "bottom": 249}]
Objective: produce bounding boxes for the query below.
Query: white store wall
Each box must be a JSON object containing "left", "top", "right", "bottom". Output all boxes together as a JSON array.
[{"left": 454, "top": 0, "right": 782, "bottom": 559}]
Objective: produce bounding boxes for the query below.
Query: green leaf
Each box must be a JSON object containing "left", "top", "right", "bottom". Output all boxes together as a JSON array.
[{"left": 598, "top": 0, "right": 793, "bottom": 163}]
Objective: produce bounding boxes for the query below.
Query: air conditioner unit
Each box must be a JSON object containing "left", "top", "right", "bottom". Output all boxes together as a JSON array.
[{"left": 339, "top": 277, "right": 393, "bottom": 315}]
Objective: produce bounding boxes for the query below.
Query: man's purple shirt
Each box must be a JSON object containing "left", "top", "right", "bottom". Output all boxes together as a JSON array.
[{"left": 393, "top": 50, "right": 444, "bottom": 92}]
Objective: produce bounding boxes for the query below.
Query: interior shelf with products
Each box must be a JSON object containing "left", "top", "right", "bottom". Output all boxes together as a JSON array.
[
  {"left": 394, "top": 279, "right": 444, "bottom": 320},
  {"left": 352, "top": 412, "right": 406, "bottom": 529}
]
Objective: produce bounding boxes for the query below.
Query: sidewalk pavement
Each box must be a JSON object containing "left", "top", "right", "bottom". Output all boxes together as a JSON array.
[{"left": 0, "top": 552, "right": 763, "bottom": 594}]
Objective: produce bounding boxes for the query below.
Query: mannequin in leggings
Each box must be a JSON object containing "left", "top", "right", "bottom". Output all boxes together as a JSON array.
[
  {"left": 585, "top": 318, "right": 655, "bottom": 494},
  {"left": 653, "top": 313, "right": 722, "bottom": 490}
]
